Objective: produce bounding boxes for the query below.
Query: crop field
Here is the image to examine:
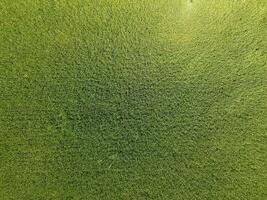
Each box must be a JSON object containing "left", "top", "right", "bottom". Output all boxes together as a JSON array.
[{"left": 0, "top": 0, "right": 266, "bottom": 199}]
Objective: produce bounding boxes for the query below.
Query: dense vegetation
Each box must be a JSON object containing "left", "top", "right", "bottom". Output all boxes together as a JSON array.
[{"left": 0, "top": 0, "right": 266, "bottom": 199}]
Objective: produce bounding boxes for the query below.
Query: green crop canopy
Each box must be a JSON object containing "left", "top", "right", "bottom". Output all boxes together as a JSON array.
[{"left": 0, "top": 0, "right": 266, "bottom": 199}]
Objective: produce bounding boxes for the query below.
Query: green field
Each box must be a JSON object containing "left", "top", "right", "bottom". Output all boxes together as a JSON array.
[{"left": 0, "top": 0, "right": 266, "bottom": 199}]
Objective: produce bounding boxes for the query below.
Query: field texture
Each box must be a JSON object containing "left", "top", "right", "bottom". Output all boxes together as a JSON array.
[{"left": 0, "top": 0, "right": 267, "bottom": 199}]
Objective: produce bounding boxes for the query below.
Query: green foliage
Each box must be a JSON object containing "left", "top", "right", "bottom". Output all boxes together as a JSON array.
[{"left": 0, "top": 0, "right": 266, "bottom": 199}]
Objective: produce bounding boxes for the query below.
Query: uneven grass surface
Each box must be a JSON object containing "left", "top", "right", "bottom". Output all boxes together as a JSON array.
[{"left": 0, "top": 0, "right": 267, "bottom": 199}]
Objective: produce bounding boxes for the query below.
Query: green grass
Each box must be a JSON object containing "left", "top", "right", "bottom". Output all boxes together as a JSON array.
[{"left": 0, "top": 0, "right": 266, "bottom": 199}]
